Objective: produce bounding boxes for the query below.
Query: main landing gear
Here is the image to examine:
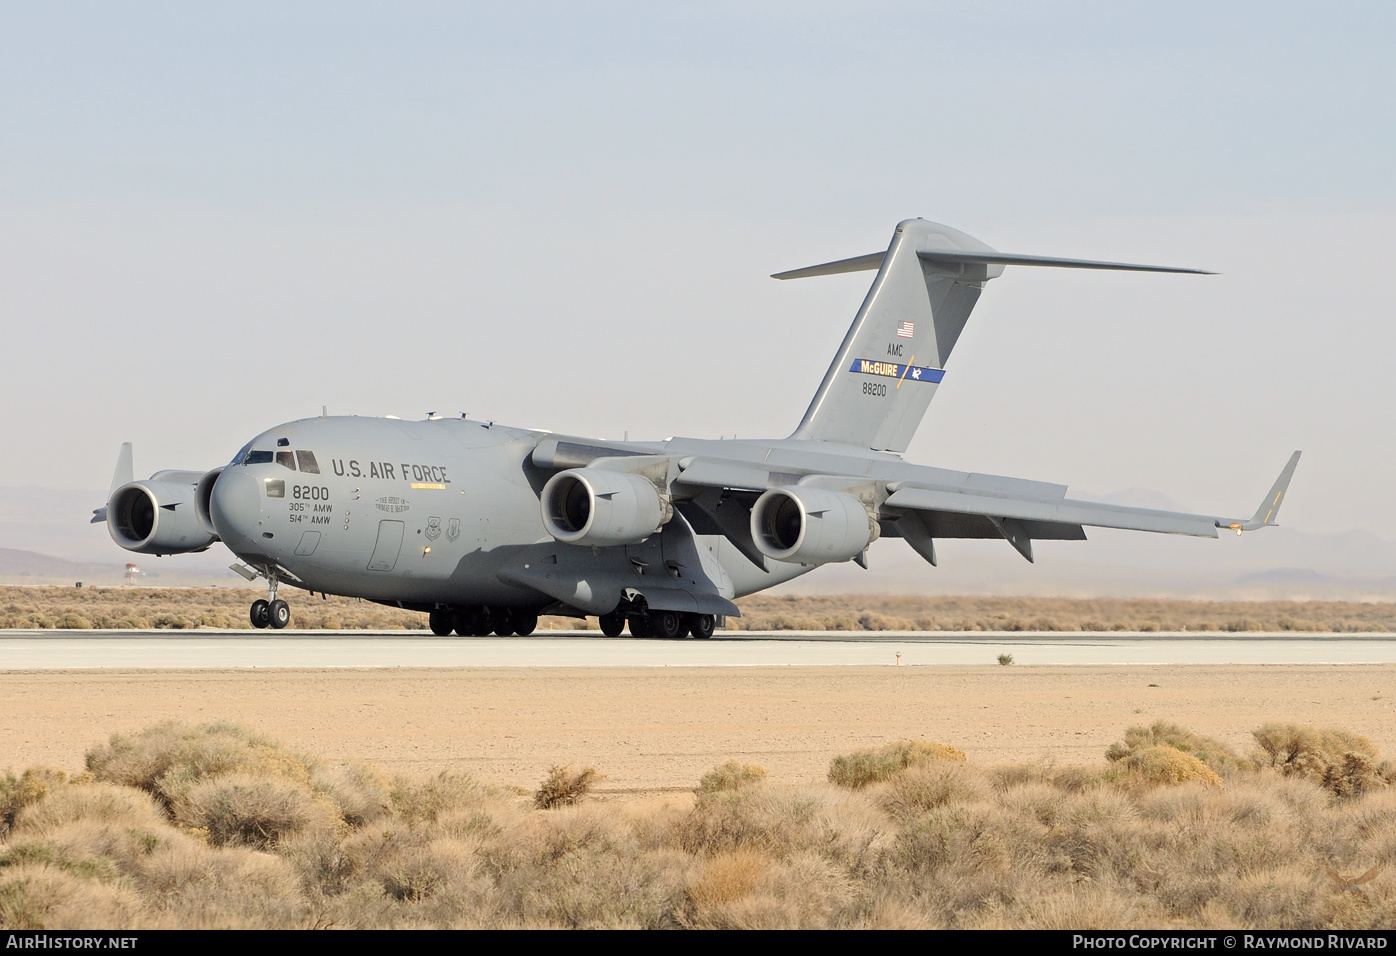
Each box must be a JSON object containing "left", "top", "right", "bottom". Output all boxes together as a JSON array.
[
  {"left": 602, "top": 608, "right": 715, "bottom": 639},
  {"left": 429, "top": 606, "right": 539, "bottom": 638},
  {"left": 249, "top": 574, "right": 290, "bottom": 630}
]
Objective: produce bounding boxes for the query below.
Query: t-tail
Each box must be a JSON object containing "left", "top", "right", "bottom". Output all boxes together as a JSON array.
[{"left": 780, "top": 218, "right": 1213, "bottom": 453}]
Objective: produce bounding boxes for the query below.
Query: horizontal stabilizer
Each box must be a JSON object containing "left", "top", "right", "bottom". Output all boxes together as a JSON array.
[
  {"left": 771, "top": 252, "right": 885, "bottom": 280},
  {"left": 918, "top": 250, "right": 1215, "bottom": 275},
  {"left": 772, "top": 249, "right": 1213, "bottom": 280}
]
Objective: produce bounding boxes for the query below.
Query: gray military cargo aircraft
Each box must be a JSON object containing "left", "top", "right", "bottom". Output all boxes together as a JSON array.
[{"left": 93, "top": 219, "right": 1300, "bottom": 638}]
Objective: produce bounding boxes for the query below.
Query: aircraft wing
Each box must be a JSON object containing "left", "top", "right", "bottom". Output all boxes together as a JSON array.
[
  {"left": 666, "top": 451, "right": 1301, "bottom": 565},
  {"left": 533, "top": 437, "right": 1300, "bottom": 568}
]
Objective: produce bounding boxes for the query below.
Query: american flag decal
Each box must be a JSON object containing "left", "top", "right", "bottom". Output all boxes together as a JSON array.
[{"left": 896, "top": 320, "right": 915, "bottom": 338}]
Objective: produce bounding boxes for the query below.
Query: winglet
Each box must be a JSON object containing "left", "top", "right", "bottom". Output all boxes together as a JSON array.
[{"left": 1222, "top": 451, "right": 1301, "bottom": 534}]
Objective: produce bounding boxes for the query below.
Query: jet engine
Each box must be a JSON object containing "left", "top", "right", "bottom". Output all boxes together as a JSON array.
[
  {"left": 106, "top": 470, "right": 217, "bottom": 555},
  {"left": 540, "top": 469, "right": 671, "bottom": 547},
  {"left": 750, "top": 486, "right": 878, "bottom": 564},
  {"left": 194, "top": 466, "right": 224, "bottom": 537}
]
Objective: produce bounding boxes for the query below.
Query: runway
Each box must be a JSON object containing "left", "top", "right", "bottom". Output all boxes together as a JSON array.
[{"left": 3, "top": 629, "right": 1396, "bottom": 669}]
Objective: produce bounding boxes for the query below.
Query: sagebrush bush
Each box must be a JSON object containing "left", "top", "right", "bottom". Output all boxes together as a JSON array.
[
  {"left": 828, "top": 739, "right": 966, "bottom": 789},
  {"left": 1106, "top": 721, "right": 1248, "bottom": 775},
  {"left": 1, "top": 769, "right": 72, "bottom": 835},
  {"left": 1252, "top": 724, "right": 1388, "bottom": 798},
  {"left": 697, "top": 762, "right": 768, "bottom": 794},
  {"left": 533, "top": 767, "right": 600, "bottom": 810},
  {"left": 1116, "top": 746, "right": 1223, "bottom": 788},
  {"left": 85, "top": 721, "right": 317, "bottom": 810},
  {"left": 174, "top": 774, "right": 339, "bottom": 849},
  {"left": 878, "top": 762, "right": 989, "bottom": 817}
]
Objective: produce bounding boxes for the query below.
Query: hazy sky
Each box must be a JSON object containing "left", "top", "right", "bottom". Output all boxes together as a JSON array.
[{"left": 3, "top": 2, "right": 1394, "bottom": 540}]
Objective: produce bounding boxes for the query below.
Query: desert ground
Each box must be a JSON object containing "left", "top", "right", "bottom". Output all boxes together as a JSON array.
[{"left": 3, "top": 665, "right": 1392, "bottom": 790}]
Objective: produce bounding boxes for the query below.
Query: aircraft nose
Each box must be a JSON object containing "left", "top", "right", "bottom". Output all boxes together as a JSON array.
[{"left": 209, "top": 468, "right": 262, "bottom": 548}]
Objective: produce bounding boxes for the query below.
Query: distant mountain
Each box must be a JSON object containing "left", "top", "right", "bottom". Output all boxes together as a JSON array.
[
  {"left": 0, "top": 548, "right": 243, "bottom": 587},
  {"left": 775, "top": 525, "right": 1396, "bottom": 600},
  {"left": 0, "top": 486, "right": 236, "bottom": 578}
]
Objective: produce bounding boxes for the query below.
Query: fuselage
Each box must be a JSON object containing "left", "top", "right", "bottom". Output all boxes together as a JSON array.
[{"left": 207, "top": 415, "right": 819, "bottom": 608}]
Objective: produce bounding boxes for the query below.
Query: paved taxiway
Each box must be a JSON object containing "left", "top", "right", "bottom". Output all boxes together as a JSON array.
[{"left": 4, "top": 629, "right": 1396, "bottom": 669}]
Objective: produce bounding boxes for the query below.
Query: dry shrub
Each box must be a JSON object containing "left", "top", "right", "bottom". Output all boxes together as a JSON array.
[
  {"left": 1, "top": 769, "right": 71, "bottom": 835},
  {"left": 675, "top": 782, "right": 888, "bottom": 876},
  {"left": 829, "top": 739, "right": 966, "bottom": 790},
  {"left": 1215, "top": 863, "right": 1329, "bottom": 929},
  {"left": 533, "top": 766, "right": 600, "bottom": 810},
  {"left": 86, "top": 721, "right": 317, "bottom": 811},
  {"left": 484, "top": 803, "right": 688, "bottom": 928},
  {"left": 685, "top": 847, "right": 770, "bottom": 908},
  {"left": 971, "top": 885, "right": 1153, "bottom": 930},
  {"left": 680, "top": 850, "right": 853, "bottom": 930},
  {"left": 174, "top": 774, "right": 339, "bottom": 849},
  {"left": 13, "top": 782, "right": 165, "bottom": 836},
  {"left": 878, "top": 762, "right": 989, "bottom": 817},
  {"left": 136, "top": 839, "right": 304, "bottom": 928},
  {"left": 1106, "top": 720, "right": 1247, "bottom": 775},
  {"left": 378, "top": 842, "right": 454, "bottom": 902},
  {"left": 1117, "top": 746, "right": 1223, "bottom": 789},
  {"left": 0, "top": 863, "right": 144, "bottom": 930},
  {"left": 312, "top": 763, "right": 390, "bottom": 827},
  {"left": 391, "top": 771, "right": 487, "bottom": 826},
  {"left": 1253, "top": 724, "right": 1387, "bottom": 798},
  {"left": 697, "top": 762, "right": 767, "bottom": 794}
]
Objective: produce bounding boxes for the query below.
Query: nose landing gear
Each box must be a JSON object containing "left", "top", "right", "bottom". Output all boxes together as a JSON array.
[{"left": 248, "top": 573, "right": 290, "bottom": 630}]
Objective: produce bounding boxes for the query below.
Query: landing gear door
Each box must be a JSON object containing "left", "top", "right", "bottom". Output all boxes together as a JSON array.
[{"left": 368, "top": 520, "right": 405, "bottom": 571}]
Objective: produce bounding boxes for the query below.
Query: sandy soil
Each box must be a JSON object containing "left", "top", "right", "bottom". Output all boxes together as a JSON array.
[{"left": 2, "top": 665, "right": 1393, "bottom": 791}]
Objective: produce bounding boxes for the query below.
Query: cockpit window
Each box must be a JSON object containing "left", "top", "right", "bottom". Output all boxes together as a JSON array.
[
  {"left": 295, "top": 451, "right": 320, "bottom": 475},
  {"left": 264, "top": 479, "right": 286, "bottom": 498},
  {"left": 275, "top": 451, "right": 297, "bottom": 471},
  {"left": 243, "top": 450, "right": 274, "bottom": 465},
  {"left": 230, "top": 440, "right": 255, "bottom": 466}
]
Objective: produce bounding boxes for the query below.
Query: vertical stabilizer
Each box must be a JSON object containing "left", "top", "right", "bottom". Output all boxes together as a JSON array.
[{"left": 787, "top": 219, "right": 1000, "bottom": 453}]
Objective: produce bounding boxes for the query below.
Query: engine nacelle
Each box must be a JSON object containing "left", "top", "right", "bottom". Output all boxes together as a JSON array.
[
  {"left": 107, "top": 471, "right": 217, "bottom": 555},
  {"left": 540, "top": 468, "right": 670, "bottom": 547},
  {"left": 194, "top": 467, "right": 225, "bottom": 537},
  {"left": 750, "top": 486, "right": 878, "bottom": 564}
]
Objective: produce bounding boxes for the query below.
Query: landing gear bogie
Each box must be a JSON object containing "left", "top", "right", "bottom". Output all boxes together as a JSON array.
[{"left": 249, "top": 572, "right": 288, "bottom": 630}]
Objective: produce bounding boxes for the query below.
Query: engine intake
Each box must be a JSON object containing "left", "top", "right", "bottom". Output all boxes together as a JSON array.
[
  {"left": 540, "top": 469, "right": 670, "bottom": 547},
  {"left": 750, "top": 486, "right": 878, "bottom": 564},
  {"left": 107, "top": 474, "right": 217, "bottom": 555}
]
